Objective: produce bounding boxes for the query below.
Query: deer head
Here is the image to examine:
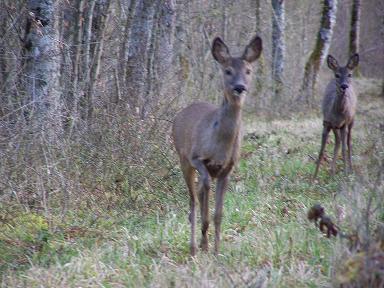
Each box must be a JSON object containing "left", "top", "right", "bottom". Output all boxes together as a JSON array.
[
  {"left": 327, "top": 53, "right": 359, "bottom": 95},
  {"left": 212, "top": 36, "right": 262, "bottom": 106}
]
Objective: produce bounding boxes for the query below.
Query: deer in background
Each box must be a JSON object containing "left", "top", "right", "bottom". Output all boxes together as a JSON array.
[
  {"left": 172, "top": 36, "right": 262, "bottom": 255},
  {"left": 313, "top": 53, "right": 359, "bottom": 179}
]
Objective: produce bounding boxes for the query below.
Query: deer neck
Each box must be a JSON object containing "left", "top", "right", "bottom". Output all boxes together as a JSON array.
[
  {"left": 333, "top": 89, "right": 349, "bottom": 114},
  {"left": 216, "top": 93, "right": 242, "bottom": 140}
]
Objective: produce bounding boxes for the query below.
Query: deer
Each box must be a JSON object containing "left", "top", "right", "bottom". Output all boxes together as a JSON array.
[
  {"left": 313, "top": 53, "right": 359, "bottom": 179},
  {"left": 172, "top": 36, "right": 262, "bottom": 256}
]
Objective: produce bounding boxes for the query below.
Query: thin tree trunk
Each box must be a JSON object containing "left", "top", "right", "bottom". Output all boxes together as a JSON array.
[
  {"left": 83, "top": 0, "right": 96, "bottom": 81},
  {"left": 87, "top": 0, "right": 111, "bottom": 121},
  {"left": 119, "top": 0, "right": 138, "bottom": 92},
  {"left": 250, "top": 0, "right": 266, "bottom": 106},
  {"left": 141, "top": 0, "right": 160, "bottom": 119},
  {"left": 69, "top": 0, "right": 84, "bottom": 126},
  {"left": 299, "top": 0, "right": 337, "bottom": 105},
  {"left": 271, "top": 0, "right": 285, "bottom": 102},
  {"left": 381, "top": 80, "right": 384, "bottom": 98},
  {"left": 221, "top": 0, "right": 228, "bottom": 41},
  {"left": 349, "top": 0, "right": 361, "bottom": 76}
]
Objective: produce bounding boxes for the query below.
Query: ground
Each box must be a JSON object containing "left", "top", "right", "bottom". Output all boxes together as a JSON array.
[{"left": 1, "top": 78, "right": 383, "bottom": 287}]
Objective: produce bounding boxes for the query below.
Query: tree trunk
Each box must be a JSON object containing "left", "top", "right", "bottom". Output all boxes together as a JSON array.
[
  {"left": 24, "top": 0, "right": 61, "bottom": 133},
  {"left": 349, "top": 0, "right": 361, "bottom": 76},
  {"left": 118, "top": 0, "right": 138, "bottom": 96},
  {"left": 221, "top": 0, "right": 228, "bottom": 41},
  {"left": 271, "top": 0, "right": 285, "bottom": 102},
  {"left": 300, "top": 0, "right": 337, "bottom": 105},
  {"left": 381, "top": 80, "right": 384, "bottom": 98},
  {"left": 125, "top": 0, "right": 157, "bottom": 116},
  {"left": 249, "top": 0, "right": 266, "bottom": 106},
  {"left": 68, "top": 0, "right": 84, "bottom": 128}
]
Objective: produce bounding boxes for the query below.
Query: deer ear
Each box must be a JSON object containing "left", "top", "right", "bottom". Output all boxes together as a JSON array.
[
  {"left": 327, "top": 55, "right": 339, "bottom": 71},
  {"left": 347, "top": 53, "right": 359, "bottom": 70},
  {"left": 212, "top": 37, "right": 231, "bottom": 65},
  {"left": 242, "top": 36, "right": 262, "bottom": 63}
]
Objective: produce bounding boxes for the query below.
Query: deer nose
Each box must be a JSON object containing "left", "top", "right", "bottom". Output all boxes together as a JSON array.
[
  {"left": 340, "top": 84, "right": 348, "bottom": 90},
  {"left": 233, "top": 85, "right": 246, "bottom": 94}
]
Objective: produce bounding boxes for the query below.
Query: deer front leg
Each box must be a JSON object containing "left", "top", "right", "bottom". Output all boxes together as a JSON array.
[
  {"left": 181, "top": 161, "right": 197, "bottom": 256},
  {"left": 214, "top": 174, "right": 229, "bottom": 255},
  {"left": 340, "top": 125, "right": 348, "bottom": 175},
  {"left": 331, "top": 129, "right": 340, "bottom": 175},
  {"left": 313, "top": 126, "right": 331, "bottom": 179},
  {"left": 347, "top": 121, "right": 354, "bottom": 173},
  {"left": 191, "top": 157, "right": 211, "bottom": 252}
]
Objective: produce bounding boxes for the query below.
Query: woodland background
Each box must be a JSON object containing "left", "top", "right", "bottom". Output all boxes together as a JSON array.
[{"left": 0, "top": 0, "right": 384, "bottom": 287}]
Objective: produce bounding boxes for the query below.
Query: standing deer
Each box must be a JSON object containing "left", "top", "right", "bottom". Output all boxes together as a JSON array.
[
  {"left": 172, "top": 36, "right": 262, "bottom": 255},
  {"left": 313, "top": 53, "right": 359, "bottom": 179}
]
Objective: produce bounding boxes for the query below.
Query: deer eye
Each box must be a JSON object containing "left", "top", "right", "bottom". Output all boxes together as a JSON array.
[
  {"left": 335, "top": 73, "right": 341, "bottom": 78},
  {"left": 225, "top": 69, "right": 232, "bottom": 76},
  {"left": 245, "top": 69, "right": 251, "bottom": 75}
]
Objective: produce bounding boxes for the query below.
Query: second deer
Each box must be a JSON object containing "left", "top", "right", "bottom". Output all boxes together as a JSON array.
[
  {"left": 313, "top": 53, "right": 359, "bottom": 179},
  {"left": 172, "top": 36, "right": 262, "bottom": 255}
]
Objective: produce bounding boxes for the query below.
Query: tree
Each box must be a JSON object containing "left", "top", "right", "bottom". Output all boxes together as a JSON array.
[
  {"left": 125, "top": 0, "right": 157, "bottom": 117},
  {"left": 24, "top": 0, "right": 61, "bottom": 133},
  {"left": 251, "top": 0, "right": 266, "bottom": 103},
  {"left": 299, "top": 0, "right": 338, "bottom": 104},
  {"left": 271, "top": 0, "right": 285, "bottom": 102},
  {"left": 349, "top": 0, "right": 361, "bottom": 76},
  {"left": 143, "top": 0, "right": 176, "bottom": 118}
]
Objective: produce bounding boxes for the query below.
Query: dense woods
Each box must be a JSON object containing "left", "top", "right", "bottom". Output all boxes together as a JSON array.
[{"left": 0, "top": 0, "right": 383, "bottom": 286}]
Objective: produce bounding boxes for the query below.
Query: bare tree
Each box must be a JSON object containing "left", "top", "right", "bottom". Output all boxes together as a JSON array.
[
  {"left": 349, "top": 0, "right": 361, "bottom": 76},
  {"left": 126, "top": 0, "right": 157, "bottom": 116},
  {"left": 221, "top": 0, "right": 228, "bottom": 41},
  {"left": 86, "top": 0, "right": 111, "bottom": 120},
  {"left": 118, "top": 0, "right": 138, "bottom": 98},
  {"left": 24, "top": 0, "right": 61, "bottom": 132},
  {"left": 271, "top": 0, "right": 285, "bottom": 102},
  {"left": 299, "top": 0, "right": 338, "bottom": 104},
  {"left": 251, "top": 0, "right": 266, "bottom": 102}
]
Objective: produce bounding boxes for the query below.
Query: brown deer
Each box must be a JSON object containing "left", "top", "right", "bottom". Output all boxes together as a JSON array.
[
  {"left": 172, "top": 36, "right": 262, "bottom": 255},
  {"left": 313, "top": 53, "right": 359, "bottom": 179}
]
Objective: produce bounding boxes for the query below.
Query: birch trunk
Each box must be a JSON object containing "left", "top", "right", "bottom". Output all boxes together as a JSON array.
[
  {"left": 271, "top": 0, "right": 285, "bottom": 102},
  {"left": 300, "top": 0, "right": 337, "bottom": 104},
  {"left": 349, "top": 0, "right": 361, "bottom": 76},
  {"left": 25, "top": 0, "right": 61, "bottom": 134}
]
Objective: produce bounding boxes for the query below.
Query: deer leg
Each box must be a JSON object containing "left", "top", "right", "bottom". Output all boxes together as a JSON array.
[
  {"left": 347, "top": 121, "right": 354, "bottom": 173},
  {"left": 191, "top": 158, "right": 211, "bottom": 252},
  {"left": 331, "top": 129, "right": 340, "bottom": 175},
  {"left": 313, "top": 126, "right": 331, "bottom": 179},
  {"left": 214, "top": 174, "right": 229, "bottom": 255},
  {"left": 340, "top": 125, "right": 348, "bottom": 175},
  {"left": 181, "top": 161, "right": 197, "bottom": 256}
]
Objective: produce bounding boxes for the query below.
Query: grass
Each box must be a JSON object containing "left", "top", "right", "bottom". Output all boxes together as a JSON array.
[{"left": 1, "top": 79, "right": 383, "bottom": 287}]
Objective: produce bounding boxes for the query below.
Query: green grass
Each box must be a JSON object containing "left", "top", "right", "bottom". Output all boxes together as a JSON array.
[{"left": 1, "top": 81, "right": 383, "bottom": 287}]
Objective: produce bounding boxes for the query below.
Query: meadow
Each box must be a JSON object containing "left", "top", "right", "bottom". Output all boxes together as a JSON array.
[{"left": 1, "top": 79, "right": 383, "bottom": 287}]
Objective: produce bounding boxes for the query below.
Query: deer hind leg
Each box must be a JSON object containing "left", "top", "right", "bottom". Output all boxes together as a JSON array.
[
  {"left": 191, "top": 158, "right": 211, "bottom": 252},
  {"left": 347, "top": 121, "right": 354, "bottom": 173},
  {"left": 340, "top": 125, "right": 348, "bottom": 175},
  {"left": 331, "top": 129, "right": 341, "bottom": 175},
  {"left": 214, "top": 174, "right": 229, "bottom": 255},
  {"left": 181, "top": 160, "right": 197, "bottom": 256},
  {"left": 314, "top": 126, "right": 331, "bottom": 179}
]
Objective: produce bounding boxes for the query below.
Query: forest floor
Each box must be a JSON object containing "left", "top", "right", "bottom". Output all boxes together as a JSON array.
[{"left": 1, "top": 78, "right": 383, "bottom": 287}]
